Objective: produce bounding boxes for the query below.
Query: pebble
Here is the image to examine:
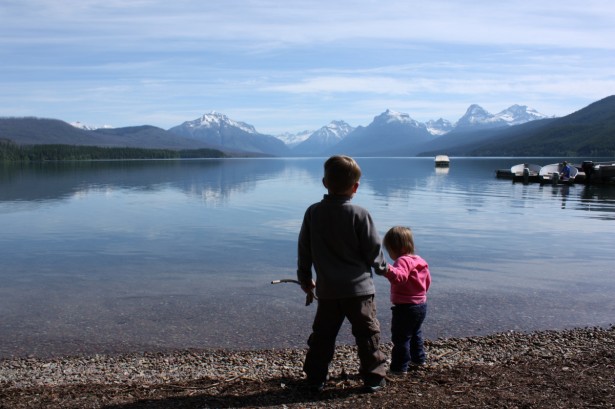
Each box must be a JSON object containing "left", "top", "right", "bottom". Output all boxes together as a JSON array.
[{"left": 0, "top": 326, "right": 613, "bottom": 390}]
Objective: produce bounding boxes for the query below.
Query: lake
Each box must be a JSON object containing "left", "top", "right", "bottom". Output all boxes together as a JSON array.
[{"left": 1, "top": 157, "right": 614, "bottom": 358}]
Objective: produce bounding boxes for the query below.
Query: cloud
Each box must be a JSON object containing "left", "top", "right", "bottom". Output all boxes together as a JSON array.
[{"left": 1, "top": 0, "right": 614, "bottom": 132}]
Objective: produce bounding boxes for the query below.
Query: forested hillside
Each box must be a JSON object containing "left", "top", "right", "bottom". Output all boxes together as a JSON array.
[
  {"left": 441, "top": 96, "right": 615, "bottom": 157},
  {"left": 0, "top": 140, "right": 226, "bottom": 161}
]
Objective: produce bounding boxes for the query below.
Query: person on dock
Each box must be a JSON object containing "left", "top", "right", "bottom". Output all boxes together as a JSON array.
[
  {"left": 297, "top": 155, "right": 388, "bottom": 393},
  {"left": 560, "top": 161, "right": 573, "bottom": 180},
  {"left": 380, "top": 226, "right": 431, "bottom": 374}
]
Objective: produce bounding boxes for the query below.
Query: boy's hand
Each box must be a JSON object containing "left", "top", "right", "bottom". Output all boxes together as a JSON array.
[
  {"left": 301, "top": 279, "right": 316, "bottom": 306},
  {"left": 300, "top": 279, "right": 316, "bottom": 294},
  {"left": 375, "top": 265, "right": 390, "bottom": 276}
]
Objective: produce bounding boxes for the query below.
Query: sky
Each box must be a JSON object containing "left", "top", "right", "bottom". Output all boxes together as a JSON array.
[{"left": 1, "top": 0, "right": 614, "bottom": 135}]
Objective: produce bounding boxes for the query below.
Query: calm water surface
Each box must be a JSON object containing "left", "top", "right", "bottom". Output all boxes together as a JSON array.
[{"left": 1, "top": 157, "right": 614, "bottom": 358}]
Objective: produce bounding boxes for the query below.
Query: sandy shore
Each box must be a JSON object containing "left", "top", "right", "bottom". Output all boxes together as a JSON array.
[{"left": 1, "top": 326, "right": 613, "bottom": 408}]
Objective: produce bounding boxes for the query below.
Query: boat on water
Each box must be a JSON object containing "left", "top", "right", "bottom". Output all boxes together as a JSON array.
[
  {"left": 510, "top": 163, "right": 542, "bottom": 183},
  {"left": 581, "top": 161, "right": 615, "bottom": 185},
  {"left": 539, "top": 163, "right": 579, "bottom": 185},
  {"left": 434, "top": 155, "right": 450, "bottom": 167},
  {"left": 496, "top": 160, "right": 614, "bottom": 185}
]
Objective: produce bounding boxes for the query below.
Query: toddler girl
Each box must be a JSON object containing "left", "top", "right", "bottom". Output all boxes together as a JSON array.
[{"left": 382, "top": 226, "right": 431, "bottom": 373}]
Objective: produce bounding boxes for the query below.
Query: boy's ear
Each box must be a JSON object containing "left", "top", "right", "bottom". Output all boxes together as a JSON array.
[
  {"left": 322, "top": 177, "right": 327, "bottom": 188},
  {"left": 352, "top": 182, "right": 360, "bottom": 193}
]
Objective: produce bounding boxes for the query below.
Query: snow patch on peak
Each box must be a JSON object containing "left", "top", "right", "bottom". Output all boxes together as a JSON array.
[
  {"left": 463, "top": 105, "right": 496, "bottom": 123},
  {"left": 310, "top": 120, "right": 354, "bottom": 143},
  {"left": 374, "top": 109, "right": 421, "bottom": 127},
  {"left": 70, "top": 121, "right": 113, "bottom": 130},
  {"left": 190, "top": 112, "right": 257, "bottom": 134},
  {"left": 495, "top": 105, "right": 549, "bottom": 125},
  {"left": 323, "top": 120, "right": 354, "bottom": 137},
  {"left": 425, "top": 118, "right": 453, "bottom": 136},
  {"left": 455, "top": 103, "right": 550, "bottom": 129},
  {"left": 455, "top": 104, "right": 505, "bottom": 128},
  {"left": 276, "top": 129, "right": 314, "bottom": 147}
]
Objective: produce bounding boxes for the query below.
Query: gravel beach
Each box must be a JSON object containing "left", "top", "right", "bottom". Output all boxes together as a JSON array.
[{"left": 1, "top": 326, "right": 613, "bottom": 408}]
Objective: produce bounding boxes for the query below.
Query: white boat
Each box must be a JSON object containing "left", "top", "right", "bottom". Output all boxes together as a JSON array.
[
  {"left": 511, "top": 163, "right": 542, "bottom": 176},
  {"left": 510, "top": 163, "right": 542, "bottom": 183},
  {"left": 434, "top": 155, "right": 450, "bottom": 167},
  {"left": 539, "top": 163, "right": 578, "bottom": 184}
]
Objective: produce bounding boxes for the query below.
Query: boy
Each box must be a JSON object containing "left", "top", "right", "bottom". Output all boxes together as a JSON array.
[{"left": 297, "top": 155, "right": 388, "bottom": 393}]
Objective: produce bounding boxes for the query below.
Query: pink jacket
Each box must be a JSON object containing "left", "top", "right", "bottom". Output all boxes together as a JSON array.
[{"left": 385, "top": 254, "right": 431, "bottom": 305}]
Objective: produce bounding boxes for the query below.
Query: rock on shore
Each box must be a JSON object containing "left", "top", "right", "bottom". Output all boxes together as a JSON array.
[{"left": 1, "top": 326, "right": 613, "bottom": 408}]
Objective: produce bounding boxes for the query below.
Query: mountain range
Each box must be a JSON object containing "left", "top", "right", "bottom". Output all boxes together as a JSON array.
[
  {"left": 168, "top": 112, "right": 289, "bottom": 156},
  {"left": 1, "top": 96, "right": 614, "bottom": 157}
]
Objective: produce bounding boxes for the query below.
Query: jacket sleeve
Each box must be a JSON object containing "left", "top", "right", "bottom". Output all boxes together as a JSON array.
[
  {"left": 359, "top": 212, "right": 387, "bottom": 275},
  {"left": 296, "top": 207, "right": 313, "bottom": 284},
  {"left": 385, "top": 259, "right": 411, "bottom": 283},
  {"left": 385, "top": 256, "right": 430, "bottom": 285}
]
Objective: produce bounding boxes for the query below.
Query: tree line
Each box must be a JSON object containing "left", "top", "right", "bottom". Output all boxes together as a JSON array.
[{"left": 0, "top": 140, "right": 227, "bottom": 161}]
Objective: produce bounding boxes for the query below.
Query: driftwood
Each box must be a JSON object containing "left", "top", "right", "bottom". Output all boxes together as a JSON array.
[{"left": 271, "top": 279, "right": 317, "bottom": 306}]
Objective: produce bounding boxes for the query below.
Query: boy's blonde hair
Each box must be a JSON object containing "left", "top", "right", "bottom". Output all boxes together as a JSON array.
[
  {"left": 323, "top": 155, "right": 362, "bottom": 194},
  {"left": 383, "top": 226, "right": 415, "bottom": 256}
]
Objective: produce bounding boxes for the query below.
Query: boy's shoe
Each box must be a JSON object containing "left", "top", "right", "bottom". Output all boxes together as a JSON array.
[
  {"left": 307, "top": 381, "right": 325, "bottom": 394},
  {"left": 388, "top": 370, "right": 408, "bottom": 377},
  {"left": 363, "top": 377, "right": 386, "bottom": 393},
  {"left": 305, "top": 375, "right": 328, "bottom": 393}
]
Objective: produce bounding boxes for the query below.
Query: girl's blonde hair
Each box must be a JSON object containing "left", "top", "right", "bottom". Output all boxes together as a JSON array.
[{"left": 383, "top": 226, "right": 415, "bottom": 256}]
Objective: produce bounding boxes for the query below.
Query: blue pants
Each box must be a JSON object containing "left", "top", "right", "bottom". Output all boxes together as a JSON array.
[{"left": 390, "top": 303, "right": 427, "bottom": 372}]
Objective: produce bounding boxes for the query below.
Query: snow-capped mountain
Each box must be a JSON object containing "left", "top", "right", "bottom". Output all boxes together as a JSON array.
[
  {"left": 373, "top": 109, "right": 426, "bottom": 128},
  {"left": 495, "top": 104, "right": 549, "bottom": 125},
  {"left": 328, "top": 110, "right": 434, "bottom": 156},
  {"left": 276, "top": 130, "right": 314, "bottom": 147},
  {"left": 179, "top": 112, "right": 258, "bottom": 134},
  {"left": 70, "top": 121, "right": 113, "bottom": 130},
  {"left": 425, "top": 118, "right": 454, "bottom": 136},
  {"left": 453, "top": 104, "right": 548, "bottom": 131},
  {"left": 292, "top": 120, "right": 354, "bottom": 155},
  {"left": 168, "top": 112, "right": 289, "bottom": 156},
  {"left": 454, "top": 104, "right": 506, "bottom": 129}
]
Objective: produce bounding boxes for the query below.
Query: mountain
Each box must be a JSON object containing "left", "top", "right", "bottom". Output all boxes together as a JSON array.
[
  {"left": 495, "top": 104, "right": 549, "bottom": 126},
  {"left": 4, "top": 97, "right": 611, "bottom": 158},
  {"left": 0, "top": 117, "right": 99, "bottom": 146},
  {"left": 91, "top": 125, "right": 219, "bottom": 150},
  {"left": 291, "top": 120, "right": 354, "bottom": 156},
  {"left": 454, "top": 104, "right": 507, "bottom": 130},
  {"left": 416, "top": 118, "right": 557, "bottom": 157},
  {"left": 0, "top": 117, "right": 221, "bottom": 150},
  {"left": 426, "top": 118, "right": 454, "bottom": 136},
  {"left": 168, "top": 112, "right": 289, "bottom": 156},
  {"left": 418, "top": 95, "right": 615, "bottom": 157},
  {"left": 70, "top": 121, "right": 113, "bottom": 131},
  {"left": 453, "top": 104, "right": 548, "bottom": 131},
  {"left": 275, "top": 130, "right": 313, "bottom": 147},
  {"left": 327, "top": 110, "right": 435, "bottom": 156}
]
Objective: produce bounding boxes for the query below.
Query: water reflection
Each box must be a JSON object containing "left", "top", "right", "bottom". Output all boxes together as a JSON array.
[
  {"left": 1, "top": 158, "right": 615, "bottom": 358},
  {"left": 0, "top": 159, "right": 294, "bottom": 205}
]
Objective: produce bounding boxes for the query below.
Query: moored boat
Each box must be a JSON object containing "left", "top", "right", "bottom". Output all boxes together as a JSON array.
[
  {"left": 539, "top": 162, "right": 578, "bottom": 185},
  {"left": 581, "top": 161, "right": 615, "bottom": 185},
  {"left": 435, "top": 155, "right": 450, "bottom": 167},
  {"left": 510, "top": 163, "right": 542, "bottom": 183}
]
